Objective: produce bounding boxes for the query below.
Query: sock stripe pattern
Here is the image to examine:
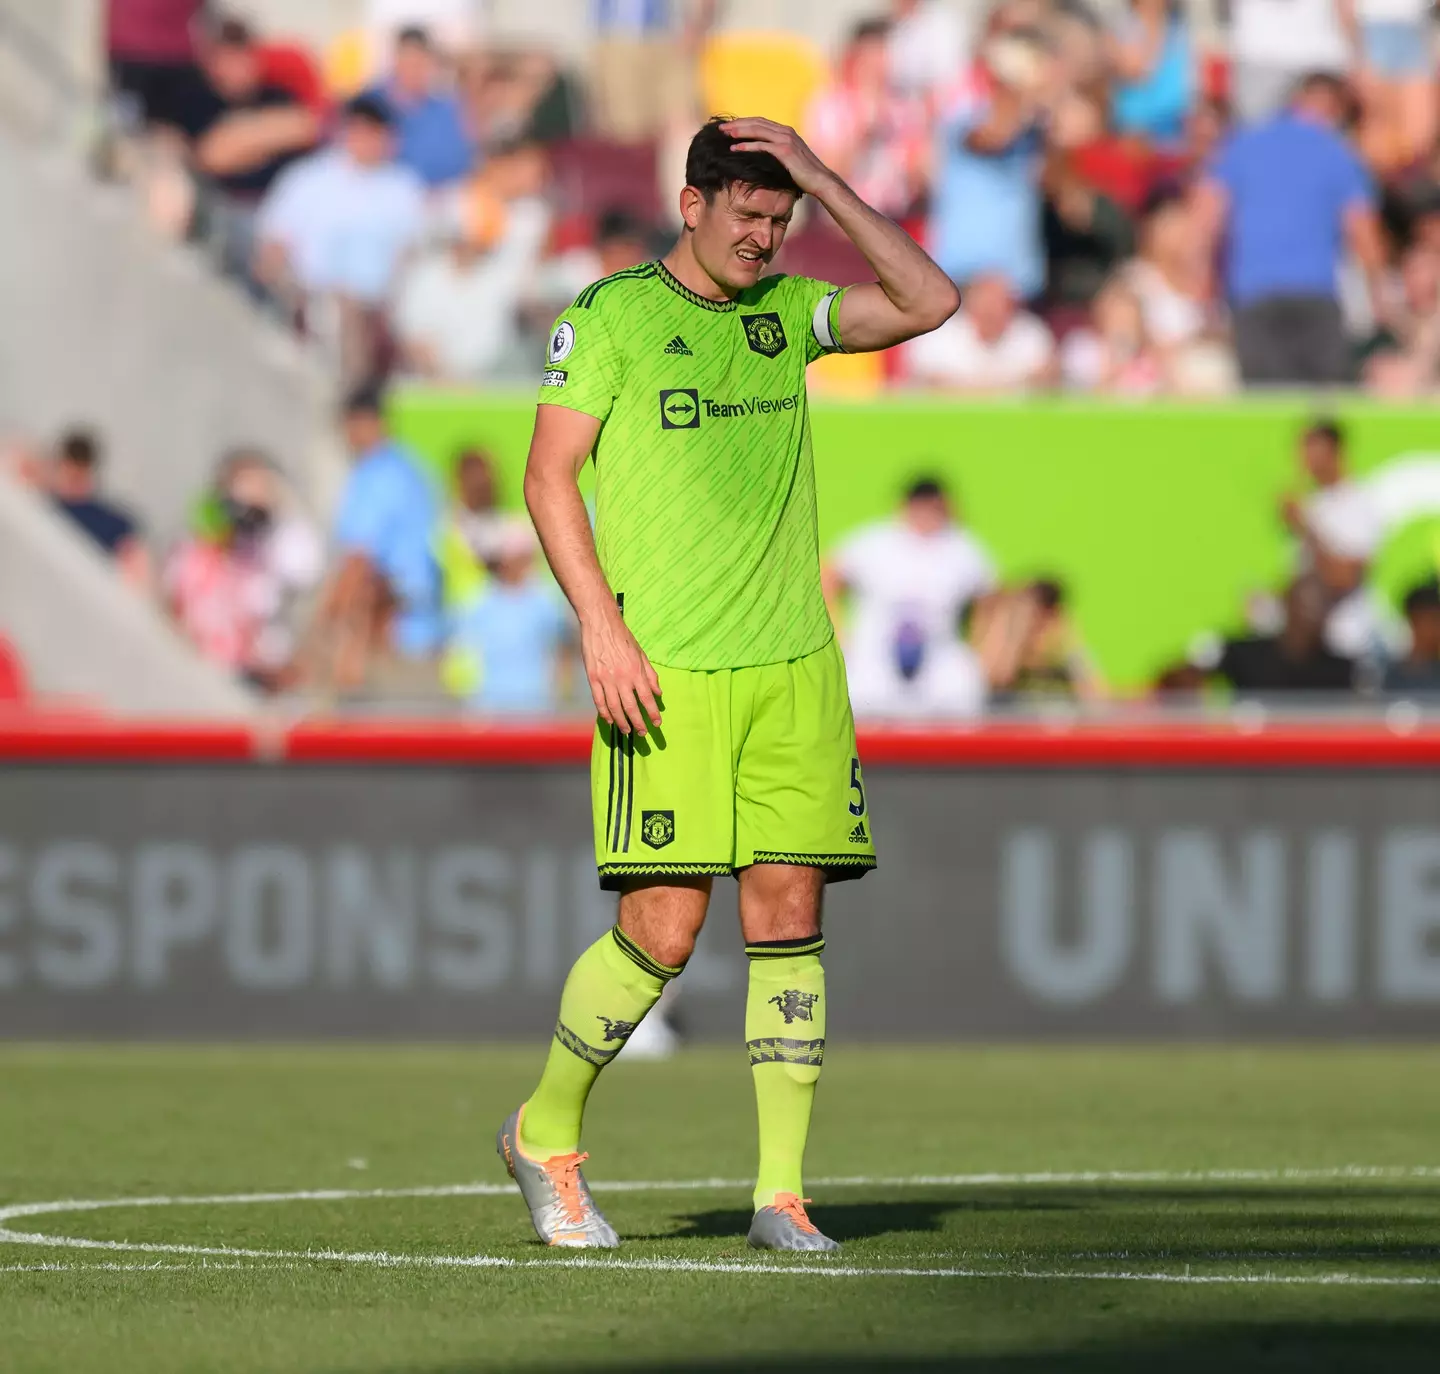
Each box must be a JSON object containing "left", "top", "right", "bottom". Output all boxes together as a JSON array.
[
  {"left": 746, "top": 1035, "right": 825, "bottom": 1066},
  {"left": 553, "top": 1019, "right": 627, "bottom": 1067},
  {"left": 743, "top": 935, "right": 826, "bottom": 960},
  {"left": 612, "top": 926, "right": 684, "bottom": 982}
]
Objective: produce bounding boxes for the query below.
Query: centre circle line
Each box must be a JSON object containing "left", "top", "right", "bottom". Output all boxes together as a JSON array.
[{"left": 1, "top": 1166, "right": 1437, "bottom": 1286}]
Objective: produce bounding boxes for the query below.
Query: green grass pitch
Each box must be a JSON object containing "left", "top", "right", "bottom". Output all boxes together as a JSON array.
[{"left": 2, "top": 1045, "right": 1438, "bottom": 1372}]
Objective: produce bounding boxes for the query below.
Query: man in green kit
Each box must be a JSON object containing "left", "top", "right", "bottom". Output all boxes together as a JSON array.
[{"left": 497, "top": 115, "right": 958, "bottom": 1251}]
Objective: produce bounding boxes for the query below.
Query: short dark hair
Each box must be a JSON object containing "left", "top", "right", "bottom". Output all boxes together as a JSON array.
[
  {"left": 58, "top": 427, "right": 100, "bottom": 466},
  {"left": 1404, "top": 579, "right": 1440, "bottom": 617},
  {"left": 208, "top": 15, "right": 255, "bottom": 48},
  {"left": 1292, "top": 71, "right": 1355, "bottom": 122},
  {"left": 1303, "top": 417, "right": 1344, "bottom": 450},
  {"left": 685, "top": 116, "right": 803, "bottom": 203},
  {"left": 342, "top": 381, "right": 387, "bottom": 419},
  {"left": 1031, "top": 578, "right": 1066, "bottom": 611},
  {"left": 905, "top": 477, "right": 946, "bottom": 503},
  {"left": 396, "top": 24, "right": 432, "bottom": 47},
  {"left": 851, "top": 18, "right": 891, "bottom": 45},
  {"left": 345, "top": 94, "right": 395, "bottom": 129}
]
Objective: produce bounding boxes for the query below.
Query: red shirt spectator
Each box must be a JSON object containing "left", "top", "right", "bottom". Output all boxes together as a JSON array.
[
  {"left": 806, "top": 18, "right": 927, "bottom": 220},
  {"left": 107, "top": 0, "right": 200, "bottom": 62}
]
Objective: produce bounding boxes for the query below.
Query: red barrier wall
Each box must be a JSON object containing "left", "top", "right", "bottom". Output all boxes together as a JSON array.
[{"left": 3, "top": 717, "right": 1440, "bottom": 767}]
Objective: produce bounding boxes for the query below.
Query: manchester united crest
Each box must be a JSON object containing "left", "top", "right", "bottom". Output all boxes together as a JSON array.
[
  {"left": 742, "top": 312, "right": 787, "bottom": 358},
  {"left": 641, "top": 810, "right": 675, "bottom": 850}
]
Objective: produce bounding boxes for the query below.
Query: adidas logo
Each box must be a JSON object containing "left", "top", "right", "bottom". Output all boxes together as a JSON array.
[
  {"left": 848, "top": 821, "right": 868, "bottom": 844},
  {"left": 663, "top": 335, "right": 693, "bottom": 356}
]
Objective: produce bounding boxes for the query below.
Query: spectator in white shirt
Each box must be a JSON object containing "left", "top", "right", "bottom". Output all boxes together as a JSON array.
[
  {"left": 905, "top": 272, "right": 1056, "bottom": 392},
  {"left": 1230, "top": 0, "right": 1349, "bottom": 125},
  {"left": 256, "top": 95, "right": 426, "bottom": 304},
  {"left": 887, "top": 0, "right": 969, "bottom": 107},
  {"left": 824, "top": 477, "right": 998, "bottom": 718},
  {"left": 1281, "top": 418, "right": 1388, "bottom": 658},
  {"left": 394, "top": 141, "right": 552, "bottom": 382}
]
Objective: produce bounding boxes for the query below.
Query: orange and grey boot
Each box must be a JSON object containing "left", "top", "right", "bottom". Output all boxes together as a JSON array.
[
  {"left": 747, "top": 1193, "right": 840, "bottom": 1252},
  {"left": 496, "top": 1106, "right": 619, "bottom": 1249}
]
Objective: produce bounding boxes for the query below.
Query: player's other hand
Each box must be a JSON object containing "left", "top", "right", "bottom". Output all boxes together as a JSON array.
[
  {"left": 720, "top": 118, "right": 836, "bottom": 197},
  {"left": 581, "top": 607, "right": 662, "bottom": 736}
]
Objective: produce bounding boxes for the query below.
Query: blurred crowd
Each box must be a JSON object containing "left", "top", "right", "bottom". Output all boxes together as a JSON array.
[
  {"left": 5, "top": 399, "right": 578, "bottom": 714},
  {"left": 825, "top": 415, "right": 1440, "bottom": 716},
  {"left": 27, "top": 0, "right": 1437, "bottom": 719},
  {"left": 104, "top": 0, "right": 1440, "bottom": 397},
  {"left": 10, "top": 405, "right": 1440, "bottom": 717}
]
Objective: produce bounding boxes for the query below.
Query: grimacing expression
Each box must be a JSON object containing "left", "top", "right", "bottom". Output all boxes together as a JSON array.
[{"left": 683, "top": 183, "right": 797, "bottom": 294}]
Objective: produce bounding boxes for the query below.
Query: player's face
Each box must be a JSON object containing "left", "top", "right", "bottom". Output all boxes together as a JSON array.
[{"left": 688, "top": 183, "right": 797, "bottom": 293}]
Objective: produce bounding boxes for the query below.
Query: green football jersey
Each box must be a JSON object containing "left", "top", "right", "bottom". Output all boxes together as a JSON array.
[{"left": 536, "top": 260, "right": 849, "bottom": 670}]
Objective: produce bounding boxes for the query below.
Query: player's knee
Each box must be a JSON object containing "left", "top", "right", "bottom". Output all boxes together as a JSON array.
[
  {"left": 627, "top": 925, "right": 699, "bottom": 969},
  {"left": 618, "top": 878, "right": 710, "bottom": 969},
  {"left": 738, "top": 865, "right": 824, "bottom": 943}
]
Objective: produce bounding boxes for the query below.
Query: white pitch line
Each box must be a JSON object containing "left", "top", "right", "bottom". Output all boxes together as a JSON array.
[
  {"left": 3, "top": 1164, "right": 1437, "bottom": 1227},
  {"left": 1, "top": 1262, "right": 270, "bottom": 1273},
  {"left": 1, "top": 1248, "right": 1438, "bottom": 1287},
  {"left": 2, "top": 1166, "right": 1438, "bottom": 1288}
]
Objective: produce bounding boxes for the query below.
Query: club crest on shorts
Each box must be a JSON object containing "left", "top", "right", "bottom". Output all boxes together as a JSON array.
[
  {"left": 770, "top": 990, "right": 819, "bottom": 1023},
  {"left": 640, "top": 810, "right": 675, "bottom": 849},
  {"left": 742, "top": 312, "right": 787, "bottom": 357}
]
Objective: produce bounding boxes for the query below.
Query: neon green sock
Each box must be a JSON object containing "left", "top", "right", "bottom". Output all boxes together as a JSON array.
[
  {"left": 519, "top": 926, "right": 681, "bottom": 1159},
  {"left": 745, "top": 935, "right": 827, "bottom": 1211}
]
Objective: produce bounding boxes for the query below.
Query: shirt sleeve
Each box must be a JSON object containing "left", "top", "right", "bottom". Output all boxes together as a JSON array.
[
  {"left": 1335, "top": 143, "right": 1376, "bottom": 214},
  {"left": 536, "top": 300, "right": 625, "bottom": 419},
  {"left": 780, "top": 274, "right": 849, "bottom": 364},
  {"left": 1208, "top": 134, "right": 1239, "bottom": 198}
]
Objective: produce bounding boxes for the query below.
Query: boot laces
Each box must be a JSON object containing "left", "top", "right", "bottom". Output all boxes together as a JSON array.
[
  {"left": 772, "top": 1192, "right": 819, "bottom": 1234},
  {"left": 542, "top": 1151, "right": 591, "bottom": 1225}
]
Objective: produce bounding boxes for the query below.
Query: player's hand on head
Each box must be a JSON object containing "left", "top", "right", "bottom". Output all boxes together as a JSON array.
[
  {"left": 581, "top": 611, "right": 662, "bottom": 736},
  {"left": 719, "top": 118, "right": 835, "bottom": 197}
]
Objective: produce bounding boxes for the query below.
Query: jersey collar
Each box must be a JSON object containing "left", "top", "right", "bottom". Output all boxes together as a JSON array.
[{"left": 656, "top": 261, "right": 738, "bottom": 312}]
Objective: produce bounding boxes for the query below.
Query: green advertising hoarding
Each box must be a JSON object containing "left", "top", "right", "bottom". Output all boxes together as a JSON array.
[{"left": 391, "top": 391, "right": 1440, "bottom": 690}]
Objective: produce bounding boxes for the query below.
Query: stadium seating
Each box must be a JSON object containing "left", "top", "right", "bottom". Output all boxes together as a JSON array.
[{"left": 699, "top": 31, "right": 828, "bottom": 133}]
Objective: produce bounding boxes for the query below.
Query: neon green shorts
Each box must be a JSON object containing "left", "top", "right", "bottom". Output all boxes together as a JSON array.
[{"left": 592, "top": 637, "right": 877, "bottom": 890}]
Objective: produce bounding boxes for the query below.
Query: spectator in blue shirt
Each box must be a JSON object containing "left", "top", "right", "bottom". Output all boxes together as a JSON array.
[
  {"left": 317, "top": 385, "right": 443, "bottom": 689},
  {"left": 1108, "top": 0, "right": 1192, "bottom": 148},
  {"left": 929, "top": 25, "right": 1051, "bottom": 303},
  {"left": 1196, "top": 72, "right": 1386, "bottom": 386},
  {"left": 453, "top": 519, "right": 573, "bottom": 715},
  {"left": 370, "top": 25, "right": 476, "bottom": 188}
]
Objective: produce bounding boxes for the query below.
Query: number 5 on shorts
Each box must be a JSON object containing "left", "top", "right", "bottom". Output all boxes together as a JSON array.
[{"left": 848, "top": 757, "right": 866, "bottom": 817}]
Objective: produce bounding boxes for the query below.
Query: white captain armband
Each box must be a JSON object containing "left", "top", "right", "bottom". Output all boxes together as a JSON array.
[{"left": 811, "top": 289, "right": 843, "bottom": 354}]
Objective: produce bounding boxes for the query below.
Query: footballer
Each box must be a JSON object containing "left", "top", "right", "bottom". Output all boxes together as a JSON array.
[{"left": 498, "top": 115, "right": 958, "bottom": 1251}]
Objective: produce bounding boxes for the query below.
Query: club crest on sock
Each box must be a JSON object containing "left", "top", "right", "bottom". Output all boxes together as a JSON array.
[
  {"left": 769, "top": 990, "right": 820, "bottom": 1024},
  {"left": 597, "top": 1015, "right": 638, "bottom": 1042}
]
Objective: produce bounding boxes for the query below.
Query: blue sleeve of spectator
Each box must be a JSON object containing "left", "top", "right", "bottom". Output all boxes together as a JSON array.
[
  {"left": 334, "top": 466, "right": 392, "bottom": 559},
  {"left": 1336, "top": 143, "right": 1375, "bottom": 211}
]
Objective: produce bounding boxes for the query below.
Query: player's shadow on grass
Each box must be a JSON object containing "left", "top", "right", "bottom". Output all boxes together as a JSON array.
[
  {"left": 633, "top": 1185, "right": 1440, "bottom": 1252},
  {"left": 634, "top": 1196, "right": 1067, "bottom": 1243}
]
